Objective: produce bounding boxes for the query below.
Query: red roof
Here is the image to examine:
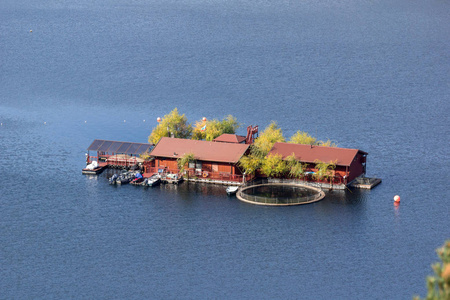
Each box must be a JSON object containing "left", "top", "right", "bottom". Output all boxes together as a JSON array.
[
  {"left": 150, "top": 137, "right": 250, "bottom": 163},
  {"left": 213, "top": 134, "right": 246, "bottom": 144},
  {"left": 268, "top": 142, "right": 367, "bottom": 167}
]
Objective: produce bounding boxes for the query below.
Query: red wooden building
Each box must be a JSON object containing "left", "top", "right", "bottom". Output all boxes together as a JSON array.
[
  {"left": 268, "top": 142, "right": 368, "bottom": 185},
  {"left": 145, "top": 137, "right": 250, "bottom": 182}
]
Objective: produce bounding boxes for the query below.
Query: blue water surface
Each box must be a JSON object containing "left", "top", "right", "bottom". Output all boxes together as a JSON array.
[{"left": 1, "top": 0, "right": 449, "bottom": 299}]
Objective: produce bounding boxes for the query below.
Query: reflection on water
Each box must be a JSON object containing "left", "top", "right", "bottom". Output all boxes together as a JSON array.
[{"left": 245, "top": 185, "right": 317, "bottom": 199}]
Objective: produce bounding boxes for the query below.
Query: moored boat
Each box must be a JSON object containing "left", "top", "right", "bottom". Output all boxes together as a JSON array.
[
  {"left": 226, "top": 186, "right": 239, "bottom": 195},
  {"left": 146, "top": 173, "right": 161, "bottom": 187},
  {"left": 116, "top": 171, "right": 135, "bottom": 185}
]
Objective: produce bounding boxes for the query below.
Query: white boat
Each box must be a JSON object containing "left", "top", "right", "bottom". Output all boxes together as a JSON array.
[
  {"left": 146, "top": 174, "right": 161, "bottom": 187},
  {"left": 226, "top": 186, "right": 239, "bottom": 195}
]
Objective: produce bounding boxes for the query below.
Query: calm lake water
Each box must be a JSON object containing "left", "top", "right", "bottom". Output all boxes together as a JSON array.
[{"left": 1, "top": 0, "right": 449, "bottom": 298}]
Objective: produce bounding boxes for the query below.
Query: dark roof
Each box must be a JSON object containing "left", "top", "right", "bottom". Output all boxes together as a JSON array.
[
  {"left": 268, "top": 142, "right": 367, "bottom": 167},
  {"left": 213, "top": 134, "right": 246, "bottom": 144},
  {"left": 87, "top": 139, "right": 152, "bottom": 155},
  {"left": 150, "top": 137, "right": 250, "bottom": 163}
]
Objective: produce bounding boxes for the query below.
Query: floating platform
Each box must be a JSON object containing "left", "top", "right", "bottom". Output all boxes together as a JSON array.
[
  {"left": 82, "top": 165, "right": 107, "bottom": 175},
  {"left": 350, "top": 177, "right": 382, "bottom": 189},
  {"left": 162, "top": 177, "right": 184, "bottom": 184},
  {"left": 187, "top": 177, "right": 242, "bottom": 186}
]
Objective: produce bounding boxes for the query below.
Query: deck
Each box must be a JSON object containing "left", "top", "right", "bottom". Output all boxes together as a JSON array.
[
  {"left": 82, "top": 165, "right": 107, "bottom": 175},
  {"left": 350, "top": 177, "right": 382, "bottom": 189}
]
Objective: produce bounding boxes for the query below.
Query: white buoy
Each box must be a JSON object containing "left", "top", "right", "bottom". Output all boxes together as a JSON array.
[
  {"left": 84, "top": 120, "right": 87, "bottom": 123},
  {"left": 394, "top": 195, "right": 400, "bottom": 203},
  {"left": 143, "top": 119, "right": 145, "bottom": 122},
  {"left": 124, "top": 120, "right": 126, "bottom": 123},
  {"left": 44, "top": 121, "right": 46, "bottom": 125}
]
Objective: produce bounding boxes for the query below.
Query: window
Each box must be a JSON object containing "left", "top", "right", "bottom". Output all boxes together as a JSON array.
[{"left": 189, "top": 161, "right": 202, "bottom": 169}]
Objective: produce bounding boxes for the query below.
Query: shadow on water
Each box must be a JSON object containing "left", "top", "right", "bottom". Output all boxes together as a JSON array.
[{"left": 324, "top": 188, "right": 371, "bottom": 206}]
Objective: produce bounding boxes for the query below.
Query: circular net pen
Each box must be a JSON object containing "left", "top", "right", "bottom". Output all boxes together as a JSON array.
[{"left": 236, "top": 183, "right": 325, "bottom": 206}]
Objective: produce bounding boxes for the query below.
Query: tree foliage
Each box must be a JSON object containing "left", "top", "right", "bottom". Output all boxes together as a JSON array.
[
  {"left": 289, "top": 131, "right": 318, "bottom": 145},
  {"left": 148, "top": 108, "right": 192, "bottom": 144},
  {"left": 238, "top": 154, "right": 263, "bottom": 176},
  {"left": 289, "top": 131, "right": 338, "bottom": 148},
  {"left": 177, "top": 152, "right": 196, "bottom": 173},
  {"left": 252, "top": 121, "right": 285, "bottom": 157},
  {"left": 313, "top": 160, "right": 336, "bottom": 180},
  {"left": 286, "top": 153, "right": 307, "bottom": 178},
  {"left": 239, "top": 121, "right": 285, "bottom": 175},
  {"left": 318, "top": 139, "right": 338, "bottom": 147},
  {"left": 261, "top": 154, "right": 287, "bottom": 177},
  {"left": 192, "top": 115, "right": 240, "bottom": 141},
  {"left": 414, "top": 240, "right": 450, "bottom": 300}
]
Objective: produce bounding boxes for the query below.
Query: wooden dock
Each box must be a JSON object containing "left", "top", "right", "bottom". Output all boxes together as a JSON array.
[
  {"left": 82, "top": 165, "right": 107, "bottom": 175},
  {"left": 350, "top": 177, "right": 382, "bottom": 189}
]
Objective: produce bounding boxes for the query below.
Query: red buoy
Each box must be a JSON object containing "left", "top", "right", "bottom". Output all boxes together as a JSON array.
[{"left": 394, "top": 195, "right": 400, "bottom": 203}]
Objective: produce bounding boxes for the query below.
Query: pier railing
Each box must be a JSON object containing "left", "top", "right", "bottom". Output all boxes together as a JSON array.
[
  {"left": 236, "top": 183, "right": 325, "bottom": 206},
  {"left": 143, "top": 167, "right": 251, "bottom": 183},
  {"left": 87, "top": 154, "right": 142, "bottom": 168}
]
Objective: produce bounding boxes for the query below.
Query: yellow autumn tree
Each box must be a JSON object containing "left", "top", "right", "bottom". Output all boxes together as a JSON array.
[
  {"left": 285, "top": 153, "right": 307, "bottom": 178},
  {"left": 261, "top": 153, "right": 288, "bottom": 177},
  {"left": 192, "top": 115, "right": 240, "bottom": 141},
  {"left": 239, "top": 121, "right": 285, "bottom": 175},
  {"left": 289, "top": 131, "right": 317, "bottom": 145},
  {"left": 148, "top": 108, "right": 192, "bottom": 144}
]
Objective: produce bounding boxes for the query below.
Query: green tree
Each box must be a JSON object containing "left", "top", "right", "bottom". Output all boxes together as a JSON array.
[
  {"left": 414, "top": 240, "right": 450, "bottom": 300},
  {"left": 289, "top": 131, "right": 318, "bottom": 145},
  {"left": 239, "top": 121, "right": 285, "bottom": 175},
  {"left": 220, "top": 115, "right": 240, "bottom": 134},
  {"left": 191, "top": 118, "right": 207, "bottom": 140},
  {"left": 285, "top": 153, "right": 307, "bottom": 179},
  {"left": 238, "top": 154, "right": 263, "bottom": 176},
  {"left": 252, "top": 121, "right": 285, "bottom": 157},
  {"left": 204, "top": 119, "right": 223, "bottom": 141},
  {"left": 192, "top": 115, "right": 240, "bottom": 141},
  {"left": 148, "top": 108, "right": 192, "bottom": 144},
  {"left": 313, "top": 160, "right": 336, "bottom": 181},
  {"left": 261, "top": 153, "right": 288, "bottom": 177},
  {"left": 177, "top": 152, "right": 196, "bottom": 174}
]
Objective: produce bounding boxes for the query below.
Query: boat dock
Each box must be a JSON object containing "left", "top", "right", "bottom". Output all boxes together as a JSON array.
[
  {"left": 82, "top": 165, "right": 107, "bottom": 175},
  {"left": 350, "top": 177, "right": 382, "bottom": 189}
]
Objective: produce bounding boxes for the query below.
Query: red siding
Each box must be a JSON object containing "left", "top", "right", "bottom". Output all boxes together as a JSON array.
[{"left": 347, "top": 153, "right": 365, "bottom": 182}]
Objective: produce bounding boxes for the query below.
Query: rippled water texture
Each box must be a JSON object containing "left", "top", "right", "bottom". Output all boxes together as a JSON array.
[{"left": 1, "top": 0, "right": 449, "bottom": 298}]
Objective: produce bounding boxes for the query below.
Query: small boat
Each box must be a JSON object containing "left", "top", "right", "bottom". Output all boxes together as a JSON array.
[
  {"left": 146, "top": 173, "right": 161, "bottom": 187},
  {"left": 116, "top": 171, "right": 135, "bottom": 185},
  {"left": 162, "top": 173, "right": 183, "bottom": 184},
  {"left": 226, "top": 186, "right": 239, "bottom": 195},
  {"left": 130, "top": 172, "right": 144, "bottom": 185},
  {"left": 109, "top": 173, "right": 119, "bottom": 184}
]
